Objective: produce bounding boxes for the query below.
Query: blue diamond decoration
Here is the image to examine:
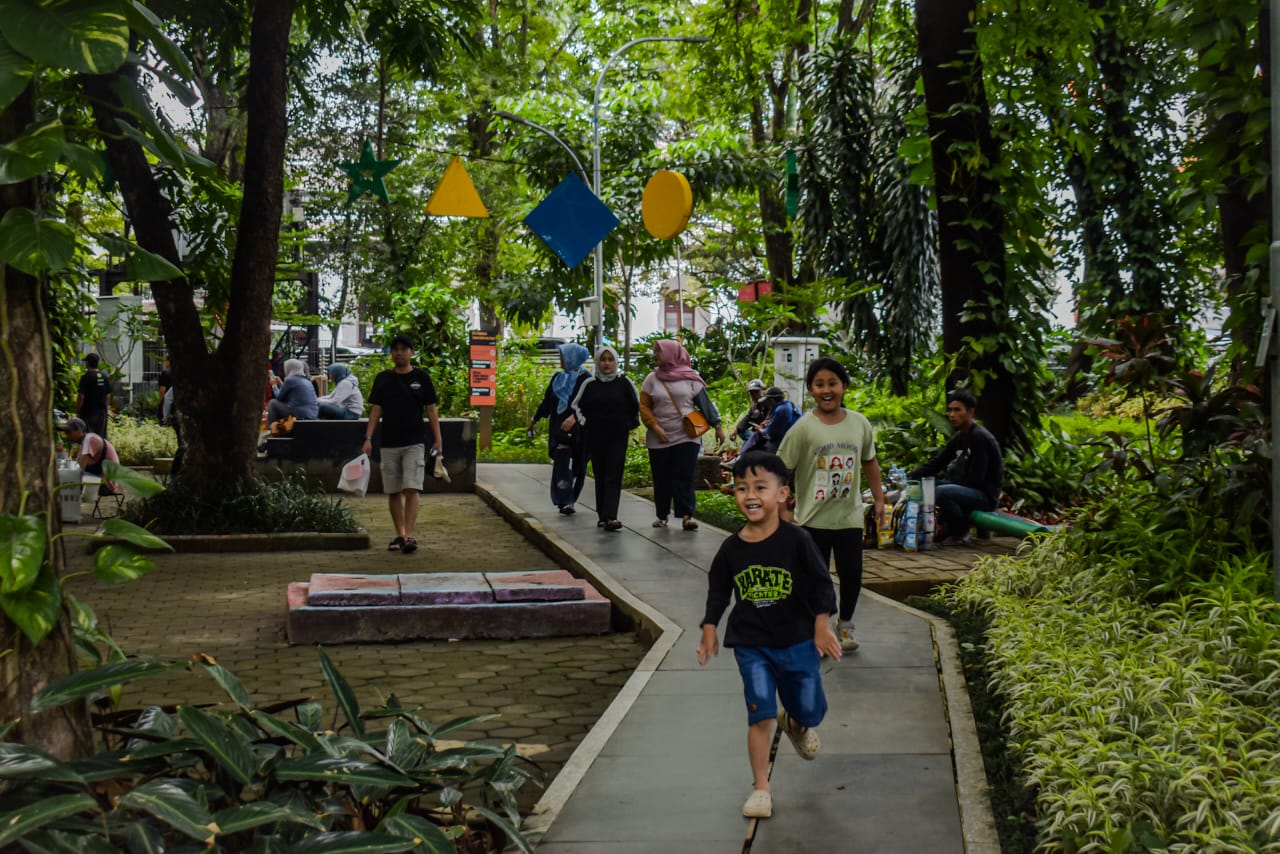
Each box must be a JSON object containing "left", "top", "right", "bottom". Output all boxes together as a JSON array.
[{"left": 524, "top": 174, "right": 620, "bottom": 269}]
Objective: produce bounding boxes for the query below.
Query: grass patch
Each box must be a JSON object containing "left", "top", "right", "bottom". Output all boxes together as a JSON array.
[{"left": 122, "top": 472, "right": 360, "bottom": 535}]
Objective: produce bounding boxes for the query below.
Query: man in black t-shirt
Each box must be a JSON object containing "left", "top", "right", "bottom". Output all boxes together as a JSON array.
[
  {"left": 362, "top": 334, "right": 443, "bottom": 555},
  {"left": 76, "top": 353, "right": 113, "bottom": 440},
  {"left": 908, "top": 388, "right": 1004, "bottom": 545}
]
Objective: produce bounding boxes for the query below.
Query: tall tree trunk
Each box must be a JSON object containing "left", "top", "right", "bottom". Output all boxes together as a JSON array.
[
  {"left": 87, "top": 0, "right": 294, "bottom": 493},
  {"left": 916, "top": 0, "right": 1017, "bottom": 446},
  {"left": 0, "top": 87, "right": 94, "bottom": 759}
]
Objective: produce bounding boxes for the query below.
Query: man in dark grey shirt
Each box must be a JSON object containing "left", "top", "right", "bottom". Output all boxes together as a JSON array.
[{"left": 908, "top": 389, "right": 1003, "bottom": 545}]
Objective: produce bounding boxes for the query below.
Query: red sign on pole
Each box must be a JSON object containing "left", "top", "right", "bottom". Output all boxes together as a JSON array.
[{"left": 469, "top": 331, "right": 497, "bottom": 407}]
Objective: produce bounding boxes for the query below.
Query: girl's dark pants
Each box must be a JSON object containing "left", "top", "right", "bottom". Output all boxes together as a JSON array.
[
  {"left": 589, "top": 433, "right": 628, "bottom": 522},
  {"left": 648, "top": 442, "right": 701, "bottom": 520},
  {"left": 803, "top": 526, "right": 863, "bottom": 622}
]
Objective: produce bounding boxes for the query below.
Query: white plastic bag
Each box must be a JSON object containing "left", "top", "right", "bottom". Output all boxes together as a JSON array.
[
  {"left": 432, "top": 451, "right": 450, "bottom": 483},
  {"left": 337, "top": 453, "right": 371, "bottom": 497}
]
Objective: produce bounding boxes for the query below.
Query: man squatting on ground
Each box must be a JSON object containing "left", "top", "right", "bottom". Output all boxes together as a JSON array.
[
  {"left": 362, "top": 334, "right": 443, "bottom": 555},
  {"left": 697, "top": 451, "right": 843, "bottom": 820},
  {"left": 907, "top": 388, "right": 1004, "bottom": 545}
]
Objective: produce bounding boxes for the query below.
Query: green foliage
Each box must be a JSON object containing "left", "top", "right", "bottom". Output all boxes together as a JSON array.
[
  {"left": 5, "top": 651, "right": 539, "bottom": 851},
  {"left": 692, "top": 490, "right": 742, "bottom": 532},
  {"left": 1, "top": 468, "right": 167, "bottom": 646},
  {"left": 479, "top": 429, "right": 546, "bottom": 464},
  {"left": 938, "top": 534, "right": 1280, "bottom": 851},
  {"left": 492, "top": 342, "right": 557, "bottom": 432},
  {"left": 621, "top": 443, "right": 651, "bottom": 489},
  {"left": 104, "top": 417, "right": 178, "bottom": 467},
  {"left": 120, "top": 473, "right": 360, "bottom": 536}
]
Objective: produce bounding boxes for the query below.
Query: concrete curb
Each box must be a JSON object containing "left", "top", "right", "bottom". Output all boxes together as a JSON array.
[
  {"left": 473, "top": 480, "right": 683, "bottom": 836},
  {"left": 86, "top": 529, "right": 371, "bottom": 553},
  {"left": 865, "top": 589, "right": 1001, "bottom": 854}
]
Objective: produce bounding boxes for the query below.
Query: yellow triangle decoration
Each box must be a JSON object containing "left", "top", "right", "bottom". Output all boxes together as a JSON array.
[{"left": 425, "top": 155, "right": 489, "bottom": 218}]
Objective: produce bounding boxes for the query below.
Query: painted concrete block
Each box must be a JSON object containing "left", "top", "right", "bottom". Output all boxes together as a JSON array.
[
  {"left": 307, "top": 573, "right": 401, "bottom": 606},
  {"left": 399, "top": 572, "right": 494, "bottom": 605},
  {"left": 487, "top": 570, "right": 585, "bottom": 603}
]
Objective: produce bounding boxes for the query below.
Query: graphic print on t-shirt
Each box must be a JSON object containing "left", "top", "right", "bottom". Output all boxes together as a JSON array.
[
  {"left": 811, "top": 441, "right": 860, "bottom": 503},
  {"left": 733, "top": 564, "right": 793, "bottom": 607}
]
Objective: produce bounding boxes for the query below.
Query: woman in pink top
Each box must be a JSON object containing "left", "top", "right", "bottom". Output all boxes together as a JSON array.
[{"left": 638, "top": 340, "right": 726, "bottom": 530}]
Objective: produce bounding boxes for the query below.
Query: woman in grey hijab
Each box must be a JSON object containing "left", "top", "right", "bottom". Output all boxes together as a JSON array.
[{"left": 317, "top": 363, "right": 363, "bottom": 419}]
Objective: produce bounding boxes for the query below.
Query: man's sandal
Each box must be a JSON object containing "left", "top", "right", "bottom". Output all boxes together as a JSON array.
[
  {"left": 652, "top": 518, "right": 668, "bottom": 528},
  {"left": 401, "top": 537, "right": 418, "bottom": 554},
  {"left": 387, "top": 537, "right": 404, "bottom": 552},
  {"left": 682, "top": 517, "right": 699, "bottom": 531}
]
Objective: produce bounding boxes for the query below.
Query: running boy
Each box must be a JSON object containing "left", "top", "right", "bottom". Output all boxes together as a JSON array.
[{"left": 696, "top": 451, "right": 842, "bottom": 820}]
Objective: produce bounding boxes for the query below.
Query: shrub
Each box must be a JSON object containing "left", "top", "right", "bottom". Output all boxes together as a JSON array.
[
  {"left": 104, "top": 416, "right": 178, "bottom": 467},
  {"left": 938, "top": 535, "right": 1280, "bottom": 851},
  {"left": 2, "top": 650, "right": 539, "bottom": 851},
  {"left": 121, "top": 472, "right": 360, "bottom": 535}
]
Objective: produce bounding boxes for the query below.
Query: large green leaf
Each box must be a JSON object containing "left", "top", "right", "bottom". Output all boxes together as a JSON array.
[
  {"left": 0, "top": 118, "right": 64, "bottom": 185},
  {"left": 100, "top": 517, "right": 170, "bottom": 551},
  {"left": 273, "top": 756, "right": 414, "bottom": 789},
  {"left": 94, "top": 232, "right": 185, "bottom": 282},
  {"left": 102, "top": 459, "right": 165, "bottom": 497},
  {"left": 177, "top": 704, "right": 256, "bottom": 785},
  {"left": 0, "top": 36, "right": 33, "bottom": 112},
  {"left": 0, "top": 207, "right": 75, "bottom": 274},
  {"left": 283, "top": 831, "right": 416, "bottom": 854},
  {"left": 376, "top": 813, "right": 455, "bottom": 854},
  {"left": 200, "top": 660, "right": 252, "bottom": 709},
  {"left": 317, "top": 647, "right": 364, "bottom": 737},
  {"left": 31, "top": 659, "right": 181, "bottom": 713},
  {"left": 214, "top": 802, "right": 324, "bottom": 835},
  {"left": 124, "top": 1, "right": 194, "bottom": 80},
  {"left": 0, "top": 742, "right": 83, "bottom": 782},
  {"left": 117, "top": 780, "right": 218, "bottom": 844},
  {"left": 125, "top": 244, "right": 185, "bottom": 282},
  {"left": 1, "top": 563, "right": 60, "bottom": 645},
  {"left": 251, "top": 709, "right": 321, "bottom": 751},
  {"left": 0, "top": 512, "right": 45, "bottom": 595},
  {"left": 0, "top": 793, "right": 97, "bottom": 848},
  {"left": 92, "top": 544, "right": 154, "bottom": 584},
  {"left": 0, "top": 0, "right": 128, "bottom": 74},
  {"left": 60, "top": 142, "right": 107, "bottom": 182},
  {"left": 468, "top": 805, "right": 533, "bottom": 854}
]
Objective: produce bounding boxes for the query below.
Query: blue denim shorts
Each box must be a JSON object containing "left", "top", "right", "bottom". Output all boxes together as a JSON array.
[{"left": 734, "top": 640, "right": 828, "bottom": 727}]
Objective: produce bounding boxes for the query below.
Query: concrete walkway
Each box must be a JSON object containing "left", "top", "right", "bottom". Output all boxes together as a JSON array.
[{"left": 477, "top": 464, "right": 999, "bottom": 854}]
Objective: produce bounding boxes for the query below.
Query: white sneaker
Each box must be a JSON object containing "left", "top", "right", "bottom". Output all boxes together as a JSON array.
[{"left": 836, "top": 619, "right": 859, "bottom": 651}]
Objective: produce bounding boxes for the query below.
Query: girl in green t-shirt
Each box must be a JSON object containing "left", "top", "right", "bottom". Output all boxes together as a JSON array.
[{"left": 776, "top": 357, "right": 886, "bottom": 652}]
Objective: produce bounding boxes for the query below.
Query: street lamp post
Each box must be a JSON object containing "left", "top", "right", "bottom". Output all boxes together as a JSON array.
[
  {"left": 493, "top": 110, "right": 590, "bottom": 186},
  {"left": 592, "top": 35, "right": 709, "bottom": 351}
]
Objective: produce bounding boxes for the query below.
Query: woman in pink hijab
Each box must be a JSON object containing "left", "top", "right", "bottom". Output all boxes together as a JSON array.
[{"left": 639, "top": 339, "right": 726, "bottom": 529}]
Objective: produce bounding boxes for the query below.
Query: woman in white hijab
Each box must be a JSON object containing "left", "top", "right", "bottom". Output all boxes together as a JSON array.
[{"left": 568, "top": 345, "right": 640, "bottom": 531}]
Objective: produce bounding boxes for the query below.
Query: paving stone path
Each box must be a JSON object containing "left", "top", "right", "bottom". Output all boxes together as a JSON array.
[{"left": 63, "top": 491, "right": 646, "bottom": 811}]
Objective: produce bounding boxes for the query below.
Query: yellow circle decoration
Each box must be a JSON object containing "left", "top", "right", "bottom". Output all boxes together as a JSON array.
[{"left": 641, "top": 170, "right": 693, "bottom": 239}]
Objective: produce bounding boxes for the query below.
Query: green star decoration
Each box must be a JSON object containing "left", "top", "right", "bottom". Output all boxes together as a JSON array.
[{"left": 338, "top": 138, "right": 400, "bottom": 204}]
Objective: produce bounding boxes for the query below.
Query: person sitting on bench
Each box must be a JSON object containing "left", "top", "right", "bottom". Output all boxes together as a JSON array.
[
  {"left": 317, "top": 363, "right": 364, "bottom": 420},
  {"left": 907, "top": 389, "right": 1003, "bottom": 545},
  {"left": 58, "top": 417, "right": 123, "bottom": 496}
]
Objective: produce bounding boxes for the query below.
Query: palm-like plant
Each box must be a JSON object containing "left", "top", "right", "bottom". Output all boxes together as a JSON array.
[{"left": 1086, "top": 314, "right": 1175, "bottom": 463}]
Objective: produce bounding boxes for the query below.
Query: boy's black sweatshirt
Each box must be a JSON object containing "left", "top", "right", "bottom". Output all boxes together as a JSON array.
[{"left": 701, "top": 522, "right": 837, "bottom": 649}]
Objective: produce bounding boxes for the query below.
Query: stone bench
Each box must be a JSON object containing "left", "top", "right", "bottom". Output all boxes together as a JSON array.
[
  {"left": 259, "top": 417, "right": 475, "bottom": 493},
  {"left": 285, "top": 570, "right": 612, "bottom": 644}
]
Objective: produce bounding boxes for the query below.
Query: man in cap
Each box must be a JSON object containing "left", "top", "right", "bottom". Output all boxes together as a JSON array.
[
  {"left": 751, "top": 386, "right": 802, "bottom": 453},
  {"left": 76, "top": 353, "right": 113, "bottom": 440},
  {"left": 59, "top": 417, "right": 123, "bottom": 496},
  {"left": 734, "top": 378, "right": 769, "bottom": 444},
  {"left": 362, "top": 334, "right": 443, "bottom": 555}
]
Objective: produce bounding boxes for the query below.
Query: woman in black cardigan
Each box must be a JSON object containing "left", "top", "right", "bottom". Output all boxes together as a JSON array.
[{"left": 568, "top": 345, "right": 640, "bottom": 531}]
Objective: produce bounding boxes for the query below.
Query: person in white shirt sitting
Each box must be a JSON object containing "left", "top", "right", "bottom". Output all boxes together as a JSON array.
[{"left": 316, "top": 363, "right": 364, "bottom": 420}]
